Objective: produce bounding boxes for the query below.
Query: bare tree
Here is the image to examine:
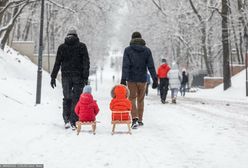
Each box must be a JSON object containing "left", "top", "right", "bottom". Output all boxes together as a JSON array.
[{"left": 222, "top": 0, "right": 231, "bottom": 90}]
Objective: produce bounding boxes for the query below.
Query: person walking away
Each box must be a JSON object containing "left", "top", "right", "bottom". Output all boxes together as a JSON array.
[
  {"left": 145, "top": 73, "right": 151, "bottom": 96},
  {"left": 121, "top": 31, "right": 158, "bottom": 129},
  {"left": 180, "top": 70, "right": 188, "bottom": 96},
  {"left": 74, "top": 85, "right": 99, "bottom": 122},
  {"left": 157, "top": 58, "right": 170, "bottom": 104},
  {"left": 50, "top": 27, "right": 90, "bottom": 130},
  {"left": 168, "top": 62, "right": 181, "bottom": 104}
]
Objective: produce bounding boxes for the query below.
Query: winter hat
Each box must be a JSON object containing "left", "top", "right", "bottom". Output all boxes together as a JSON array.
[
  {"left": 161, "top": 58, "right": 167, "bottom": 63},
  {"left": 67, "top": 27, "right": 77, "bottom": 36},
  {"left": 83, "top": 85, "right": 92, "bottom": 94},
  {"left": 131, "top": 32, "right": 142, "bottom": 39}
]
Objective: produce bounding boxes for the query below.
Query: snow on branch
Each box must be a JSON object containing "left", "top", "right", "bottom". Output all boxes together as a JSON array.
[
  {"left": 0, "top": 1, "right": 29, "bottom": 35},
  {"left": 0, "top": 0, "right": 26, "bottom": 15},
  {"left": 47, "top": 0, "right": 76, "bottom": 13},
  {"left": 151, "top": 0, "right": 167, "bottom": 17}
]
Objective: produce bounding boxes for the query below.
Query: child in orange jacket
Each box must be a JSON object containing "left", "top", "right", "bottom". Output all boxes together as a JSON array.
[{"left": 110, "top": 84, "right": 132, "bottom": 121}]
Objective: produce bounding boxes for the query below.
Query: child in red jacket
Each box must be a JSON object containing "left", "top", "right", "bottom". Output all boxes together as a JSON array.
[
  {"left": 110, "top": 84, "right": 132, "bottom": 121},
  {"left": 75, "top": 85, "right": 99, "bottom": 122}
]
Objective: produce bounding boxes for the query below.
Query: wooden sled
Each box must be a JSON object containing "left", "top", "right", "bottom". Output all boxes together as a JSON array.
[
  {"left": 111, "top": 111, "right": 132, "bottom": 135},
  {"left": 76, "top": 121, "right": 96, "bottom": 135}
]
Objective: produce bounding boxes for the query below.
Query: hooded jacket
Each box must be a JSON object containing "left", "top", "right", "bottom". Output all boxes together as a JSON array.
[
  {"left": 110, "top": 85, "right": 132, "bottom": 121},
  {"left": 168, "top": 63, "right": 180, "bottom": 89},
  {"left": 51, "top": 35, "right": 90, "bottom": 79},
  {"left": 74, "top": 93, "right": 99, "bottom": 122},
  {"left": 121, "top": 38, "right": 157, "bottom": 83}
]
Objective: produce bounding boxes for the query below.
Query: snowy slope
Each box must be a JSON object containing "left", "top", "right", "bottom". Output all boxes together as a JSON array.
[
  {"left": 187, "top": 69, "right": 248, "bottom": 102},
  {"left": 0, "top": 48, "right": 248, "bottom": 168}
]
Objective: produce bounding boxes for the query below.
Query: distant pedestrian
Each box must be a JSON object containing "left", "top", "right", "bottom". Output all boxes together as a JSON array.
[
  {"left": 50, "top": 27, "right": 90, "bottom": 130},
  {"left": 157, "top": 58, "right": 171, "bottom": 104},
  {"left": 180, "top": 70, "right": 188, "bottom": 96},
  {"left": 121, "top": 31, "right": 158, "bottom": 129},
  {"left": 145, "top": 73, "right": 151, "bottom": 96},
  {"left": 168, "top": 62, "right": 181, "bottom": 104}
]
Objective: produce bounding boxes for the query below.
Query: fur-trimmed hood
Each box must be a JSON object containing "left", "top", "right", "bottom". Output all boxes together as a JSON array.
[{"left": 111, "top": 84, "right": 130, "bottom": 98}]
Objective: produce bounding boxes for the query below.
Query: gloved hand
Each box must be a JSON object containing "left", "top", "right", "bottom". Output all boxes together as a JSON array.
[
  {"left": 120, "top": 79, "right": 127, "bottom": 86},
  {"left": 83, "top": 78, "right": 88, "bottom": 85},
  {"left": 50, "top": 78, "right": 56, "bottom": 89},
  {"left": 152, "top": 79, "right": 158, "bottom": 89}
]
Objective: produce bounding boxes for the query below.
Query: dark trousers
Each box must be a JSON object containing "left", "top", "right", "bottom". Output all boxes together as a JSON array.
[
  {"left": 62, "top": 76, "right": 84, "bottom": 126},
  {"left": 180, "top": 83, "right": 186, "bottom": 96},
  {"left": 159, "top": 78, "right": 169, "bottom": 101}
]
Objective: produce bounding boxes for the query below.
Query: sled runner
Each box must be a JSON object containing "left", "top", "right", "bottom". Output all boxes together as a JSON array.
[
  {"left": 76, "top": 121, "right": 96, "bottom": 135},
  {"left": 111, "top": 110, "right": 132, "bottom": 135}
]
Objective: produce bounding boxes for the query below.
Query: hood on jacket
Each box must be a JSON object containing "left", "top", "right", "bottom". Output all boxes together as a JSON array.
[
  {"left": 171, "top": 62, "right": 178, "bottom": 70},
  {"left": 79, "top": 93, "right": 93, "bottom": 104},
  {"left": 64, "top": 35, "right": 79, "bottom": 46},
  {"left": 129, "top": 38, "right": 146, "bottom": 52},
  {"left": 111, "top": 84, "right": 130, "bottom": 99}
]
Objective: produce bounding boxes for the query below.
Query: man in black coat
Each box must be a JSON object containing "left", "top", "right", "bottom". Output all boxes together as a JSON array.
[
  {"left": 50, "top": 27, "right": 90, "bottom": 130},
  {"left": 121, "top": 32, "right": 158, "bottom": 129}
]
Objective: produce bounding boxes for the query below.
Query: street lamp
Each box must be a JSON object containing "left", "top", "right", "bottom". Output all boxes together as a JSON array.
[
  {"left": 36, "top": 0, "right": 45, "bottom": 104},
  {"left": 244, "top": 27, "right": 248, "bottom": 97}
]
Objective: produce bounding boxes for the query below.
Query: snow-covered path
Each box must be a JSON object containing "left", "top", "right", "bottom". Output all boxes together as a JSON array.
[{"left": 1, "top": 48, "right": 248, "bottom": 168}]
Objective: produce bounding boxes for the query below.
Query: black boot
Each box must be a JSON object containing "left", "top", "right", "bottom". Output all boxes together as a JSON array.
[{"left": 131, "top": 118, "right": 139, "bottom": 129}]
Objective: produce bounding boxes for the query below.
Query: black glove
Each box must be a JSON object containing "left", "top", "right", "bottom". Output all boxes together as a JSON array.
[
  {"left": 120, "top": 79, "right": 127, "bottom": 86},
  {"left": 152, "top": 79, "right": 158, "bottom": 89},
  {"left": 83, "top": 78, "right": 88, "bottom": 85},
  {"left": 50, "top": 78, "right": 56, "bottom": 89}
]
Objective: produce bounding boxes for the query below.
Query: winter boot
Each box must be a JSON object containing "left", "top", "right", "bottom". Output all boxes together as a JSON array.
[
  {"left": 70, "top": 122, "right": 76, "bottom": 131},
  {"left": 131, "top": 118, "right": 139, "bottom": 129},
  {"left": 138, "top": 121, "right": 144, "bottom": 126},
  {"left": 64, "top": 122, "right": 70, "bottom": 129}
]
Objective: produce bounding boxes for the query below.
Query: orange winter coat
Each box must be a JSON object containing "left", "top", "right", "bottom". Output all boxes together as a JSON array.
[
  {"left": 110, "top": 85, "right": 132, "bottom": 121},
  {"left": 157, "top": 64, "right": 171, "bottom": 79}
]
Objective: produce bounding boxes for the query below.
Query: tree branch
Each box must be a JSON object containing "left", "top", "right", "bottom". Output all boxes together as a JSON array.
[
  {"left": 47, "top": 0, "right": 76, "bottom": 13},
  {"left": 151, "top": 0, "right": 167, "bottom": 17}
]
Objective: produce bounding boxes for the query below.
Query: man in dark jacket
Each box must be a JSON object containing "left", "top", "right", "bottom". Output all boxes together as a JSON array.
[
  {"left": 121, "top": 32, "right": 158, "bottom": 129},
  {"left": 50, "top": 27, "right": 90, "bottom": 130}
]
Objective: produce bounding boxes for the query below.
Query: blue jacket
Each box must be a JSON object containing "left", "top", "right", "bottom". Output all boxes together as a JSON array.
[{"left": 121, "top": 38, "right": 157, "bottom": 83}]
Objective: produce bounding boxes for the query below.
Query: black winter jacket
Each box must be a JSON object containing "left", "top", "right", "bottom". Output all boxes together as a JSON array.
[
  {"left": 181, "top": 72, "right": 188, "bottom": 85},
  {"left": 51, "top": 35, "right": 90, "bottom": 79},
  {"left": 121, "top": 38, "right": 157, "bottom": 83}
]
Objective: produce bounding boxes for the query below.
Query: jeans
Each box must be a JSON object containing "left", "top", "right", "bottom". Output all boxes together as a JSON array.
[
  {"left": 171, "top": 88, "right": 178, "bottom": 99},
  {"left": 180, "top": 84, "right": 186, "bottom": 96}
]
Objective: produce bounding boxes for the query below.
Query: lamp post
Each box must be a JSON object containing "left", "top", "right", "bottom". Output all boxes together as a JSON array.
[
  {"left": 244, "top": 27, "right": 248, "bottom": 97},
  {"left": 36, "top": 0, "right": 45, "bottom": 104}
]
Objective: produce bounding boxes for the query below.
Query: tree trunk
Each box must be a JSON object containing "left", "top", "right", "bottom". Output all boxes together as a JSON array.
[
  {"left": 0, "top": 0, "right": 9, "bottom": 24},
  {"left": 229, "top": 7, "right": 241, "bottom": 64},
  {"left": 1, "top": 6, "right": 18, "bottom": 49},
  {"left": 22, "top": 2, "right": 37, "bottom": 41},
  {"left": 188, "top": 0, "right": 213, "bottom": 76},
  {"left": 238, "top": 0, "right": 245, "bottom": 64},
  {"left": 222, "top": 0, "right": 231, "bottom": 90}
]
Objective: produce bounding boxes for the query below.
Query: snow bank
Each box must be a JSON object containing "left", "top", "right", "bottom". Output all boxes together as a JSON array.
[{"left": 188, "top": 69, "right": 248, "bottom": 103}]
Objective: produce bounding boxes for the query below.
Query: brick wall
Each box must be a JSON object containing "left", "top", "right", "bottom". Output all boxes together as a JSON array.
[
  {"left": 204, "top": 77, "right": 223, "bottom": 89},
  {"left": 231, "top": 64, "right": 245, "bottom": 76}
]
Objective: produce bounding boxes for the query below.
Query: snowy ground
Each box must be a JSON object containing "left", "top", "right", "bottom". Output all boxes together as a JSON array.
[{"left": 0, "top": 48, "right": 248, "bottom": 168}]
